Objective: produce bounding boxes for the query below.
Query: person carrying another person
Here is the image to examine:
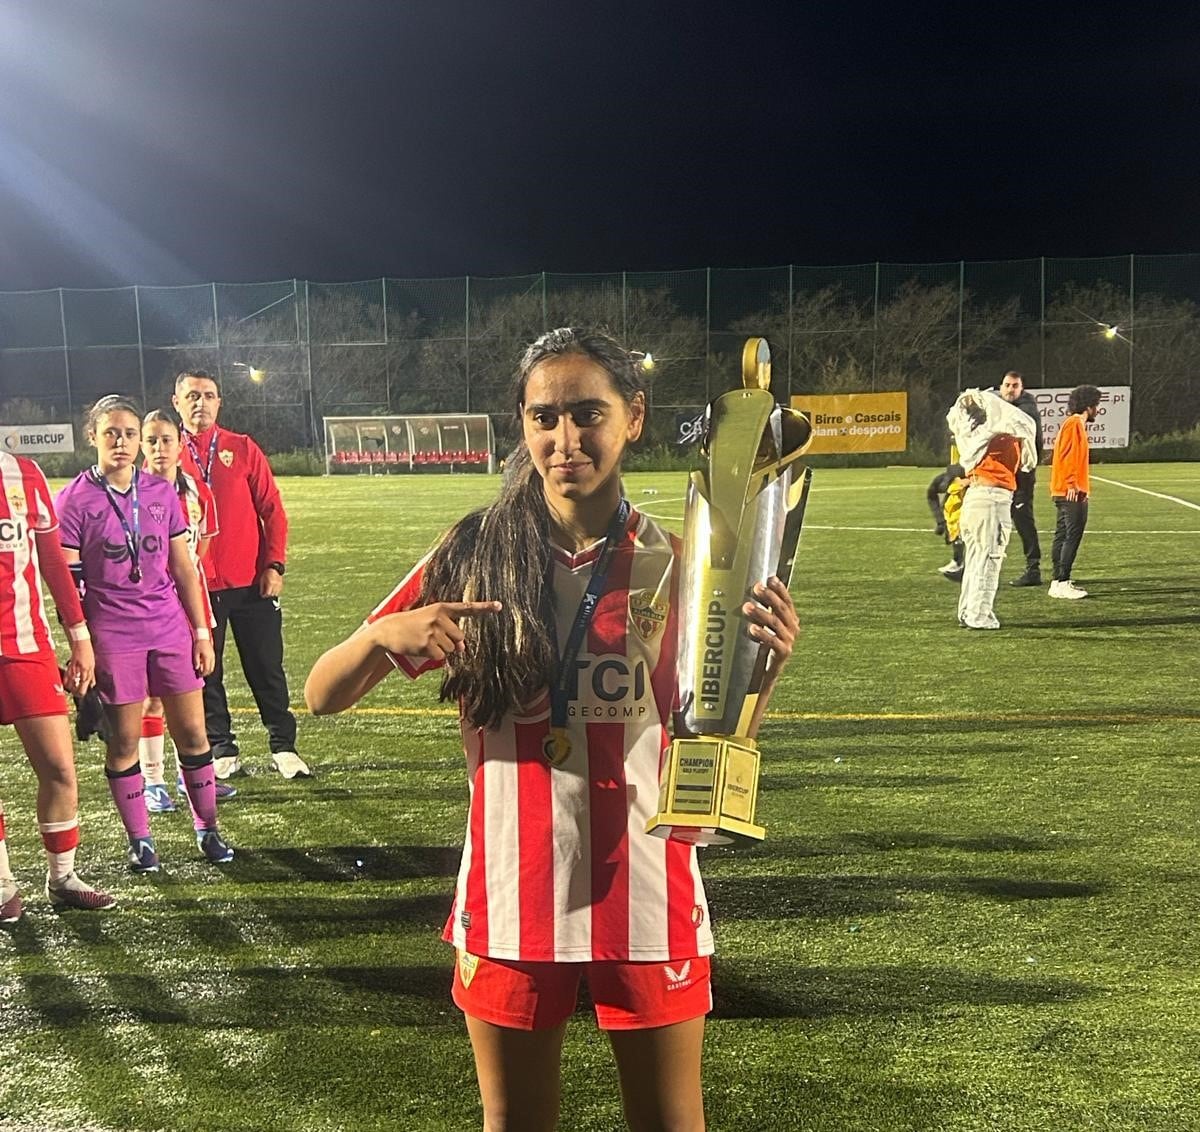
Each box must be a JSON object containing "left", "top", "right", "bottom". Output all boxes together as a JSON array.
[
  {"left": 946, "top": 389, "right": 1037, "bottom": 630},
  {"left": 996, "top": 370, "right": 1045, "bottom": 588}
]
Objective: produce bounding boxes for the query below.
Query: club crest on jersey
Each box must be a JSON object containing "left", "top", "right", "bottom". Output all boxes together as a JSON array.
[
  {"left": 6, "top": 487, "right": 27, "bottom": 517},
  {"left": 219, "top": 449, "right": 234, "bottom": 467},
  {"left": 628, "top": 589, "right": 668, "bottom": 642},
  {"left": 186, "top": 497, "right": 202, "bottom": 526},
  {"left": 457, "top": 950, "right": 479, "bottom": 988},
  {"left": 147, "top": 502, "right": 167, "bottom": 525}
]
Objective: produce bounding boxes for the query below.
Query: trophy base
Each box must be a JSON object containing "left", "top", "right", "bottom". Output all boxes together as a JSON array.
[{"left": 646, "top": 736, "right": 766, "bottom": 846}]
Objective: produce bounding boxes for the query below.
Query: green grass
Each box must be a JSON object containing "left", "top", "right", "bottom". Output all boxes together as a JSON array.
[{"left": 2, "top": 465, "right": 1199, "bottom": 1131}]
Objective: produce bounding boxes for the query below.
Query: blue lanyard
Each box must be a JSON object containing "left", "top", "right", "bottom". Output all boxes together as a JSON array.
[
  {"left": 186, "top": 429, "right": 218, "bottom": 484},
  {"left": 542, "top": 499, "right": 630, "bottom": 766},
  {"left": 91, "top": 466, "right": 142, "bottom": 582}
]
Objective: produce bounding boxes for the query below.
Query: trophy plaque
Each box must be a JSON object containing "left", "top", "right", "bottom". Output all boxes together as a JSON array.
[{"left": 647, "top": 338, "right": 812, "bottom": 845}]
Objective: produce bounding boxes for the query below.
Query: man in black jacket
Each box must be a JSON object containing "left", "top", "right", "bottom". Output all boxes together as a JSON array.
[{"left": 998, "top": 371, "right": 1044, "bottom": 586}]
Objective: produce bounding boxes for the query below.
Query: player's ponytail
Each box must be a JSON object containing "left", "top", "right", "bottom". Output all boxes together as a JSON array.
[{"left": 419, "top": 327, "right": 645, "bottom": 729}]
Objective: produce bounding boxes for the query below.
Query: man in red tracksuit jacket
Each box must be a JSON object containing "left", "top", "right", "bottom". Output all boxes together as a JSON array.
[{"left": 173, "top": 370, "right": 311, "bottom": 781}]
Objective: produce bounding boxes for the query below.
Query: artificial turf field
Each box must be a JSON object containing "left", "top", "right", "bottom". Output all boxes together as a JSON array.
[{"left": 2, "top": 463, "right": 1199, "bottom": 1132}]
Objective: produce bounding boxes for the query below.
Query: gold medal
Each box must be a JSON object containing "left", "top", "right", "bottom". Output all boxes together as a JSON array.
[{"left": 542, "top": 728, "right": 572, "bottom": 767}]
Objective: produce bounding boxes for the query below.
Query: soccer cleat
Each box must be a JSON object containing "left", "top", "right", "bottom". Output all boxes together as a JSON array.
[
  {"left": 0, "top": 879, "right": 22, "bottom": 924},
  {"left": 177, "top": 771, "right": 237, "bottom": 801},
  {"left": 941, "top": 568, "right": 963, "bottom": 584},
  {"left": 144, "top": 783, "right": 177, "bottom": 814},
  {"left": 213, "top": 754, "right": 242, "bottom": 780},
  {"left": 271, "top": 751, "right": 312, "bottom": 779},
  {"left": 1049, "top": 580, "right": 1088, "bottom": 600},
  {"left": 45, "top": 872, "right": 117, "bottom": 911},
  {"left": 1010, "top": 568, "right": 1043, "bottom": 587},
  {"left": 197, "top": 829, "right": 235, "bottom": 864},
  {"left": 127, "top": 836, "right": 161, "bottom": 873}
]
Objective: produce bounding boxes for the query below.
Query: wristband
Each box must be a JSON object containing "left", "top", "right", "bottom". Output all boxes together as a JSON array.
[
  {"left": 67, "top": 623, "right": 91, "bottom": 642},
  {"left": 194, "top": 627, "right": 212, "bottom": 641}
]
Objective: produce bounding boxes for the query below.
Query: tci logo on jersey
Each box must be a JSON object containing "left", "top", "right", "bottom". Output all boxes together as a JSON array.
[
  {"left": 0, "top": 517, "right": 27, "bottom": 550},
  {"left": 102, "top": 536, "right": 164, "bottom": 563},
  {"left": 566, "top": 653, "right": 653, "bottom": 720}
]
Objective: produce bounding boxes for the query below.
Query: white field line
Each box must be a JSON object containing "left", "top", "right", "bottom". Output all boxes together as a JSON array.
[{"left": 1092, "top": 475, "right": 1200, "bottom": 513}]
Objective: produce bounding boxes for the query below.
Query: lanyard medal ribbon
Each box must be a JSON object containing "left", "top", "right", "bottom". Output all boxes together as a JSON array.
[
  {"left": 186, "top": 430, "right": 219, "bottom": 485},
  {"left": 542, "top": 498, "right": 631, "bottom": 768},
  {"left": 91, "top": 466, "right": 143, "bottom": 583}
]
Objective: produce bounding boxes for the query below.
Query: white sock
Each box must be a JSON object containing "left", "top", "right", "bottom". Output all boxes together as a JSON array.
[
  {"left": 39, "top": 817, "right": 79, "bottom": 883},
  {"left": 140, "top": 733, "right": 167, "bottom": 786}
]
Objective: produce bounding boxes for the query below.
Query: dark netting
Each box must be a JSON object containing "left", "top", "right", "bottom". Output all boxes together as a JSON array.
[
  {"left": 216, "top": 281, "right": 302, "bottom": 346},
  {"left": 62, "top": 288, "right": 139, "bottom": 348},
  {"left": 0, "top": 289, "right": 65, "bottom": 349},
  {"left": 4, "top": 258, "right": 1199, "bottom": 452},
  {"left": 385, "top": 277, "right": 469, "bottom": 340},
  {"left": 307, "top": 279, "right": 386, "bottom": 344},
  {"left": 137, "top": 285, "right": 217, "bottom": 348}
]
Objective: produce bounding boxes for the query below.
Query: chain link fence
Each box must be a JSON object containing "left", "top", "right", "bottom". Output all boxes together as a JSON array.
[{"left": 2, "top": 255, "right": 1198, "bottom": 459}]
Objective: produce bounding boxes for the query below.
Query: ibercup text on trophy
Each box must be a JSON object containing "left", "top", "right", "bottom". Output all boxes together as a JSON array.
[{"left": 647, "top": 338, "right": 812, "bottom": 845}]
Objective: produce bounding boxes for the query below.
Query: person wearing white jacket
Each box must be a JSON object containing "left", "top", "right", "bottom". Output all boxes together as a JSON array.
[{"left": 946, "top": 390, "right": 1038, "bottom": 629}]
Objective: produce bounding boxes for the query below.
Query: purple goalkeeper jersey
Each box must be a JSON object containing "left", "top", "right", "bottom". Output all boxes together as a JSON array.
[{"left": 56, "top": 469, "right": 191, "bottom": 644}]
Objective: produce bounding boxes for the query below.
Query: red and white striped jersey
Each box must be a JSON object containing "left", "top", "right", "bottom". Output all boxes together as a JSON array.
[
  {"left": 173, "top": 468, "right": 218, "bottom": 628},
  {"left": 366, "top": 509, "right": 714, "bottom": 964},
  {"left": 0, "top": 454, "right": 59, "bottom": 657}
]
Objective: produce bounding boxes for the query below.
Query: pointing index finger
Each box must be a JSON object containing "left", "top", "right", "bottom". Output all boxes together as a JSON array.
[{"left": 444, "top": 600, "right": 504, "bottom": 619}]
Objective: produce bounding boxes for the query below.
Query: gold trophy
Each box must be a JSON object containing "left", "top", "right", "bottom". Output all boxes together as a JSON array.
[{"left": 647, "top": 338, "right": 812, "bottom": 845}]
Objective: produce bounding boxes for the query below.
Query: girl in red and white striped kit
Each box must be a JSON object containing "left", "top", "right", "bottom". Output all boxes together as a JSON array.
[
  {"left": 0, "top": 450, "right": 114, "bottom": 921},
  {"left": 306, "top": 328, "right": 799, "bottom": 1131}
]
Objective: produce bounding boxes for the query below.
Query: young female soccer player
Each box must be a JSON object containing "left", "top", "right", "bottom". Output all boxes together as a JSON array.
[
  {"left": 56, "top": 396, "right": 234, "bottom": 871},
  {"left": 137, "top": 409, "right": 235, "bottom": 813},
  {"left": 0, "top": 451, "right": 114, "bottom": 921},
  {"left": 306, "top": 328, "right": 799, "bottom": 1131}
]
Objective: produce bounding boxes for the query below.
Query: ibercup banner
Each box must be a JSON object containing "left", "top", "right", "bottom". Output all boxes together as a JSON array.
[
  {"left": 0, "top": 425, "right": 75, "bottom": 454},
  {"left": 788, "top": 392, "right": 908, "bottom": 454},
  {"left": 1034, "top": 387, "right": 1131, "bottom": 449}
]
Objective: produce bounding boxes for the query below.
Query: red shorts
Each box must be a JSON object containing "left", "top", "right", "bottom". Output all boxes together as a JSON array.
[
  {"left": 0, "top": 652, "right": 69, "bottom": 725},
  {"left": 451, "top": 951, "right": 712, "bottom": 1032}
]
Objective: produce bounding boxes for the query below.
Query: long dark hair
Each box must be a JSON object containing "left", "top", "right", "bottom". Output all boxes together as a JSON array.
[{"left": 418, "top": 327, "right": 646, "bottom": 729}]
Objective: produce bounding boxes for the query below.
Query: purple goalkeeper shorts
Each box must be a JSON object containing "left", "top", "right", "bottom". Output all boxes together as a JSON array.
[{"left": 93, "top": 643, "right": 203, "bottom": 705}]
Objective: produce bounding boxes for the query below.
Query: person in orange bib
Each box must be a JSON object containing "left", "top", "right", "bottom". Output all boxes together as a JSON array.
[
  {"left": 1048, "top": 385, "right": 1102, "bottom": 599},
  {"left": 946, "top": 390, "right": 1038, "bottom": 629}
]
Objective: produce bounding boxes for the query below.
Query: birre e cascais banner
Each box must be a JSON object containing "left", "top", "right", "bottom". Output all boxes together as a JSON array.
[{"left": 789, "top": 392, "right": 907, "bottom": 454}]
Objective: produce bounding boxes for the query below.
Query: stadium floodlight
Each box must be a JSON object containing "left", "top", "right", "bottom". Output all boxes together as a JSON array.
[
  {"left": 631, "top": 350, "right": 654, "bottom": 371},
  {"left": 231, "top": 361, "right": 267, "bottom": 383}
]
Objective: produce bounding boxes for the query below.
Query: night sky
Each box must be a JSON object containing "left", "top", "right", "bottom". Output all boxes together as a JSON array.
[{"left": 1, "top": 1, "right": 1197, "bottom": 290}]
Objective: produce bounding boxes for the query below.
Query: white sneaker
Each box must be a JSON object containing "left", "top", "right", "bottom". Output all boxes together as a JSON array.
[
  {"left": 1048, "top": 580, "right": 1088, "bottom": 600},
  {"left": 0, "top": 877, "right": 21, "bottom": 924},
  {"left": 271, "top": 751, "right": 312, "bottom": 779},
  {"left": 937, "top": 559, "right": 960, "bottom": 574},
  {"left": 213, "top": 754, "right": 242, "bottom": 779}
]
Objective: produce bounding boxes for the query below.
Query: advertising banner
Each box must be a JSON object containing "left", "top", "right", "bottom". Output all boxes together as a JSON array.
[
  {"left": 1033, "top": 387, "right": 1130, "bottom": 449},
  {"left": 789, "top": 392, "right": 907, "bottom": 454},
  {"left": 0, "top": 425, "right": 75, "bottom": 454}
]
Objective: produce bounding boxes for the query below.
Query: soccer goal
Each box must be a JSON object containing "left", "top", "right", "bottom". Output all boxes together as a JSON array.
[{"left": 324, "top": 414, "right": 496, "bottom": 474}]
